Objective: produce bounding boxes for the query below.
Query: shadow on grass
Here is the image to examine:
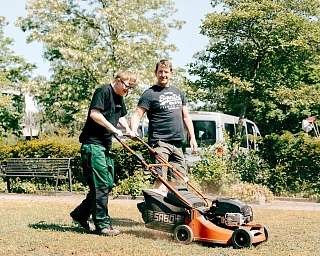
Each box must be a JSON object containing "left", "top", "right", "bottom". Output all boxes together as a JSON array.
[
  {"left": 200, "top": 241, "right": 229, "bottom": 248},
  {"left": 29, "top": 221, "right": 88, "bottom": 234},
  {"left": 29, "top": 218, "right": 143, "bottom": 234}
]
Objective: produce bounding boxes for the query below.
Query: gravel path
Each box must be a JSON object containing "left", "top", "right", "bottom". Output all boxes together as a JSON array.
[{"left": 0, "top": 192, "right": 319, "bottom": 211}]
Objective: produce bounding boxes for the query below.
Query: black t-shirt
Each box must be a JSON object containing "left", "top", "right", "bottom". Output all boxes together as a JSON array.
[
  {"left": 79, "top": 84, "right": 127, "bottom": 148},
  {"left": 138, "top": 85, "right": 187, "bottom": 144}
]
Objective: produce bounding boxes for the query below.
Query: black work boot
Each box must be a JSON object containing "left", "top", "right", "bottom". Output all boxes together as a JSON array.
[{"left": 70, "top": 211, "right": 94, "bottom": 232}]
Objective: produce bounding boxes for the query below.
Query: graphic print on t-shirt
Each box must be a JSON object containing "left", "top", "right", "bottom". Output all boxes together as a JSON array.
[{"left": 159, "top": 92, "right": 182, "bottom": 110}]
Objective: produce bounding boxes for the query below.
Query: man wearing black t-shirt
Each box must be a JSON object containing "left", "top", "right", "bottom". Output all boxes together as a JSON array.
[
  {"left": 131, "top": 60, "right": 197, "bottom": 187},
  {"left": 70, "top": 71, "right": 137, "bottom": 236}
]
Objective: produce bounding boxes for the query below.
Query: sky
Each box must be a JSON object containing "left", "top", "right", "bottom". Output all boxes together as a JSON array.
[{"left": 0, "top": 0, "right": 212, "bottom": 78}]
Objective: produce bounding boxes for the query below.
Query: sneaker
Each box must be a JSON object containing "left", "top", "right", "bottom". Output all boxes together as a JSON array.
[
  {"left": 96, "top": 226, "right": 120, "bottom": 236},
  {"left": 70, "top": 212, "right": 94, "bottom": 232}
]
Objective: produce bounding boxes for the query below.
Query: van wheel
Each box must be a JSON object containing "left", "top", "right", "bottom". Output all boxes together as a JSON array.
[
  {"left": 174, "top": 225, "right": 194, "bottom": 244},
  {"left": 232, "top": 228, "right": 253, "bottom": 249}
]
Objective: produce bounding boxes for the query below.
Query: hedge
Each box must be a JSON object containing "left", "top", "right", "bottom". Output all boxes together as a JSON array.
[
  {"left": 0, "top": 136, "right": 153, "bottom": 192},
  {"left": 259, "top": 132, "right": 320, "bottom": 196},
  {"left": 0, "top": 132, "right": 319, "bottom": 198}
]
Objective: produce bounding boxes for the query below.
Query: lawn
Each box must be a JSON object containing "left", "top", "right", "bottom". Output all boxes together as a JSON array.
[{"left": 0, "top": 194, "right": 319, "bottom": 256}]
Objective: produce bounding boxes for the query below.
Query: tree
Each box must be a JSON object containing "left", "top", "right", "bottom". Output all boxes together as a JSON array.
[
  {"left": 0, "top": 17, "right": 35, "bottom": 137},
  {"left": 189, "top": 0, "right": 320, "bottom": 134},
  {"left": 18, "top": 0, "right": 183, "bottom": 134}
]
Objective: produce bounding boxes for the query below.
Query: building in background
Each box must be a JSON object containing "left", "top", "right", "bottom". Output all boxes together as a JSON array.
[{"left": 22, "top": 92, "right": 40, "bottom": 139}]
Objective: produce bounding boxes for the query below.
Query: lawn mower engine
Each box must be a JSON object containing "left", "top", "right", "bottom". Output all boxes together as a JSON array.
[{"left": 205, "top": 198, "right": 253, "bottom": 227}]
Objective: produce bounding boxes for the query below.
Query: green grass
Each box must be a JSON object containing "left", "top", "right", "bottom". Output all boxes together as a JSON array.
[{"left": 0, "top": 196, "right": 319, "bottom": 256}]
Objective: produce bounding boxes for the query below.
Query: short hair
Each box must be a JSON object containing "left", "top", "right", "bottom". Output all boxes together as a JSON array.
[
  {"left": 155, "top": 59, "right": 173, "bottom": 72},
  {"left": 115, "top": 71, "right": 138, "bottom": 86}
]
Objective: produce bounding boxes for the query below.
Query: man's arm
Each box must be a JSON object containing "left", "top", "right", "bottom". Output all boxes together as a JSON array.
[
  {"left": 118, "top": 117, "right": 135, "bottom": 136},
  {"left": 90, "top": 109, "right": 122, "bottom": 135},
  {"left": 130, "top": 106, "right": 147, "bottom": 135},
  {"left": 182, "top": 106, "right": 198, "bottom": 153}
]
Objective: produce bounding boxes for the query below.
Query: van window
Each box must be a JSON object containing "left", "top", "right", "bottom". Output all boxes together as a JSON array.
[
  {"left": 240, "top": 125, "right": 248, "bottom": 148},
  {"left": 224, "top": 123, "right": 236, "bottom": 138},
  {"left": 192, "top": 120, "right": 216, "bottom": 146},
  {"left": 247, "top": 122, "right": 256, "bottom": 149}
]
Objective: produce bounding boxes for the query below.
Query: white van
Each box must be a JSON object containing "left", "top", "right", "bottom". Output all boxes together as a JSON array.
[
  {"left": 136, "top": 111, "right": 261, "bottom": 152},
  {"left": 186, "top": 111, "right": 261, "bottom": 151}
]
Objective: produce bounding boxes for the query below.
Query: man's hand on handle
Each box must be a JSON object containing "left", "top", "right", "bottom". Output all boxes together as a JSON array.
[
  {"left": 125, "top": 128, "right": 137, "bottom": 138},
  {"left": 113, "top": 129, "right": 123, "bottom": 137},
  {"left": 190, "top": 137, "right": 198, "bottom": 153}
]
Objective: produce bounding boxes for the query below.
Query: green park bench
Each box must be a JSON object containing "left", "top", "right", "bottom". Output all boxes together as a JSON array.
[{"left": 0, "top": 158, "right": 72, "bottom": 192}]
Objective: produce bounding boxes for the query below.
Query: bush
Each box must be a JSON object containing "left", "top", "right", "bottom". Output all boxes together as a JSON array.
[
  {"left": 189, "top": 145, "right": 275, "bottom": 202},
  {"left": 0, "top": 136, "right": 80, "bottom": 160},
  {"left": 222, "top": 182, "right": 274, "bottom": 203},
  {"left": 111, "top": 139, "right": 153, "bottom": 183},
  {"left": 259, "top": 132, "right": 320, "bottom": 196},
  {"left": 2, "top": 132, "right": 318, "bottom": 199},
  {"left": 229, "top": 150, "right": 271, "bottom": 186},
  {"left": 0, "top": 137, "right": 154, "bottom": 194},
  {"left": 190, "top": 149, "right": 239, "bottom": 194},
  {"left": 0, "top": 136, "right": 84, "bottom": 191},
  {"left": 8, "top": 178, "right": 38, "bottom": 194},
  {"left": 112, "top": 171, "right": 151, "bottom": 198},
  {"left": 0, "top": 177, "right": 6, "bottom": 192}
]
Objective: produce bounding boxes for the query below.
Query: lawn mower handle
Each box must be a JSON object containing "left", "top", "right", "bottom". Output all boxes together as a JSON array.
[{"left": 113, "top": 134, "right": 209, "bottom": 208}]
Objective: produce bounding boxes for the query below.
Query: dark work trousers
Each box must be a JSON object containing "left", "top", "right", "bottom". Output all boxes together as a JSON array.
[
  {"left": 71, "top": 144, "right": 114, "bottom": 230},
  {"left": 152, "top": 140, "right": 187, "bottom": 181}
]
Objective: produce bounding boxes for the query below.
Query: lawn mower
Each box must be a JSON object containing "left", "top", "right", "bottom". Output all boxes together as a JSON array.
[{"left": 114, "top": 135, "right": 269, "bottom": 249}]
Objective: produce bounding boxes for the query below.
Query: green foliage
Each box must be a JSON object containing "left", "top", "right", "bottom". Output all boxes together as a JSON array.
[
  {"left": 0, "top": 137, "right": 80, "bottom": 160},
  {"left": 1, "top": 134, "right": 319, "bottom": 198},
  {"left": 0, "top": 136, "right": 84, "bottom": 190},
  {"left": 189, "top": 146, "right": 275, "bottom": 202},
  {"left": 223, "top": 182, "right": 274, "bottom": 203},
  {"left": 194, "top": 133, "right": 320, "bottom": 198},
  {"left": 8, "top": 178, "right": 37, "bottom": 194},
  {"left": 190, "top": 150, "right": 239, "bottom": 194},
  {"left": 0, "top": 177, "right": 6, "bottom": 192},
  {"left": 70, "top": 182, "right": 87, "bottom": 192},
  {"left": 0, "top": 137, "right": 155, "bottom": 195},
  {"left": 113, "top": 171, "right": 151, "bottom": 198},
  {"left": 18, "top": 0, "right": 184, "bottom": 132},
  {"left": 0, "top": 95, "right": 23, "bottom": 137},
  {"left": 0, "top": 17, "right": 35, "bottom": 137},
  {"left": 112, "top": 139, "right": 153, "bottom": 183},
  {"left": 189, "top": 0, "right": 320, "bottom": 134},
  {"left": 229, "top": 150, "right": 271, "bottom": 186},
  {"left": 259, "top": 132, "right": 320, "bottom": 195}
]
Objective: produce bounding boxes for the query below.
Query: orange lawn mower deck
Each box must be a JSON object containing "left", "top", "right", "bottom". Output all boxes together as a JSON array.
[{"left": 114, "top": 135, "right": 269, "bottom": 249}]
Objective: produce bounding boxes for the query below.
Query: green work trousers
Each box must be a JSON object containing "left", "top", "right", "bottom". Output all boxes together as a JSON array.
[{"left": 72, "top": 144, "right": 115, "bottom": 230}]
